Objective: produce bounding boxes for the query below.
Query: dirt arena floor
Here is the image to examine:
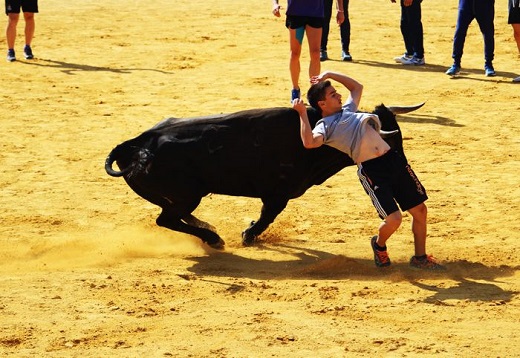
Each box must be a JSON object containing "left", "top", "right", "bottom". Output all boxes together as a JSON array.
[{"left": 1, "top": 1, "right": 519, "bottom": 356}]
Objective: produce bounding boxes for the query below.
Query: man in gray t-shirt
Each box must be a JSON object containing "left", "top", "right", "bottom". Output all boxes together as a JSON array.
[{"left": 292, "top": 71, "right": 445, "bottom": 270}]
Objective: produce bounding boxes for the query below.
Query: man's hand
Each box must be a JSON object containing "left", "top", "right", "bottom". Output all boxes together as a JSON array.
[
  {"left": 292, "top": 98, "right": 307, "bottom": 116},
  {"left": 272, "top": 3, "right": 281, "bottom": 17}
]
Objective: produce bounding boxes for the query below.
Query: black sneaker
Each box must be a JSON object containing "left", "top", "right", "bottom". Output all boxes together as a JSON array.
[
  {"left": 371, "top": 235, "right": 391, "bottom": 267},
  {"left": 320, "top": 50, "right": 328, "bottom": 62},
  {"left": 341, "top": 51, "right": 352, "bottom": 61},
  {"left": 24, "top": 45, "right": 34, "bottom": 60},
  {"left": 6, "top": 49, "right": 16, "bottom": 62}
]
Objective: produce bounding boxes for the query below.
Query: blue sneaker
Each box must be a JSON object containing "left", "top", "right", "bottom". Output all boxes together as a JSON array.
[
  {"left": 291, "top": 88, "right": 300, "bottom": 102},
  {"left": 6, "top": 49, "right": 15, "bottom": 62},
  {"left": 24, "top": 45, "right": 33, "bottom": 60},
  {"left": 446, "top": 64, "right": 461, "bottom": 76},
  {"left": 484, "top": 64, "right": 496, "bottom": 77}
]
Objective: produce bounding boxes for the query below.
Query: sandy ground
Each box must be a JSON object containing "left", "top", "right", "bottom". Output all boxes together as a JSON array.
[{"left": 1, "top": 0, "right": 519, "bottom": 357}]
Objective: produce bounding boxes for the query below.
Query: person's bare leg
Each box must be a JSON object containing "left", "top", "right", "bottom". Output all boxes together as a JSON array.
[
  {"left": 305, "top": 26, "right": 322, "bottom": 80},
  {"left": 23, "top": 12, "right": 35, "bottom": 47},
  {"left": 288, "top": 28, "right": 302, "bottom": 91},
  {"left": 376, "top": 211, "right": 402, "bottom": 247},
  {"left": 6, "top": 13, "right": 19, "bottom": 50},
  {"left": 407, "top": 203, "right": 428, "bottom": 256}
]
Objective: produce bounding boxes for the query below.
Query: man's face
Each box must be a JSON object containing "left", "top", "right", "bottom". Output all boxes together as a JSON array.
[{"left": 320, "top": 85, "right": 342, "bottom": 115}]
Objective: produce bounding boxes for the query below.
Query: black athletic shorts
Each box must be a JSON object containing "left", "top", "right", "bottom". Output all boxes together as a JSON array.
[
  {"left": 5, "top": 0, "right": 38, "bottom": 15},
  {"left": 357, "top": 150, "right": 428, "bottom": 219},
  {"left": 285, "top": 15, "right": 324, "bottom": 29},
  {"left": 509, "top": 6, "right": 520, "bottom": 24}
]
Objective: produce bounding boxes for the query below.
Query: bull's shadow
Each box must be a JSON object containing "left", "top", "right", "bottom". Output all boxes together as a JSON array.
[
  {"left": 18, "top": 58, "right": 174, "bottom": 75},
  {"left": 380, "top": 112, "right": 462, "bottom": 127},
  {"left": 185, "top": 242, "right": 519, "bottom": 302}
]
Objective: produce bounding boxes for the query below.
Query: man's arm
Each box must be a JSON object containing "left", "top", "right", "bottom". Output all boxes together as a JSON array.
[
  {"left": 313, "top": 71, "right": 364, "bottom": 109},
  {"left": 336, "top": 0, "right": 345, "bottom": 24},
  {"left": 292, "top": 99, "right": 324, "bottom": 149}
]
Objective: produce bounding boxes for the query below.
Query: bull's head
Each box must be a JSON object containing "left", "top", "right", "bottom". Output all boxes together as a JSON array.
[{"left": 373, "top": 102, "right": 425, "bottom": 159}]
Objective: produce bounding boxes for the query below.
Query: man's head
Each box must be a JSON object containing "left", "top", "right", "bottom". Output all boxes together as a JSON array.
[{"left": 307, "top": 81, "right": 343, "bottom": 117}]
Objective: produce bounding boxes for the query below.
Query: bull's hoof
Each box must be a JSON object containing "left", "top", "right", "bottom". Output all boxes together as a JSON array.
[
  {"left": 207, "top": 238, "right": 225, "bottom": 250},
  {"left": 241, "top": 230, "right": 257, "bottom": 246}
]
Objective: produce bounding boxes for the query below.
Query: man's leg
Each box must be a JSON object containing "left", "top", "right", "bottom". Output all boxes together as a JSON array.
[
  {"left": 6, "top": 13, "right": 19, "bottom": 50},
  {"left": 340, "top": 0, "right": 351, "bottom": 54},
  {"left": 376, "top": 211, "right": 402, "bottom": 248},
  {"left": 305, "top": 25, "right": 322, "bottom": 79},
  {"left": 23, "top": 12, "right": 35, "bottom": 47},
  {"left": 513, "top": 24, "right": 520, "bottom": 52},
  {"left": 321, "top": 0, "right": 332, "bottom": 54},
  {"left": 452, "top": 6, "right": 474, "bottom": 65},
  {"left": 475, "top": 1, "right": 495, "bottom": 65},
  {"left": 407, "top": 202, "right": 427, "bottom": 257},
  {"left": 288, "top": 28, "right": 303, "bottom": 91},
  {"left": 404, "top": 0, "right": 424, "bottom": 58}
]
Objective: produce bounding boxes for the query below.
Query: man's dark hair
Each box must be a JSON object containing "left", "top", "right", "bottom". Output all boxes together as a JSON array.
[{"left": 307, "top": 80, "right": 332, "bottom": 115}]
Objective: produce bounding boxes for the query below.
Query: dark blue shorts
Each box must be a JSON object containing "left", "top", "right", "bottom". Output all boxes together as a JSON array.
[
  {"left": 285, "top": 15, "right": 324, "bottom": 29},
  {"left": 357, "top": 150, "right": 428, "bottom": 219},
  {"left": 509, "top": 6, "right": 520, "bottom": 24},
  {"left": 5, "top": 0, "right": 38, "bottom": 15}
]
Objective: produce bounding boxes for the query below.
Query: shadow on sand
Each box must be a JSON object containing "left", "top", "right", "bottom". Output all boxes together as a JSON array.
[{"left": 185, "top": 241, "right": 519, "bottom": 303}]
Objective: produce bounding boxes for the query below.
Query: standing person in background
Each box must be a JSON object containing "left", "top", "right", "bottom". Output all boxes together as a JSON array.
[
  {"left": 320, "top": 0, "right": 351, "bottom": 62},
  {"left": 5, "top": 0, "right": 38, "bottom": 62},
  {"left": 392, "top": 0, "right": 425, "bottom": 66},
  {"left": 509, "top": 0, "right": 520, "bottom": 82},
  {"left": 273, "top": 0, "right": 343, "bottom": 102},
  {"left": 445, "top": 0, "right": 496, "bottom": 77}
]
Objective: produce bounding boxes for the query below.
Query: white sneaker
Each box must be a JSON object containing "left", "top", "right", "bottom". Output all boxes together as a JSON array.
[
  {"left": 401, "top": 56, "right": 425, "bottom": 66},
  {"left": 513, "top": 76, "right": 520, "bottom": 83},
  {"left": 394, "top": 54, "right": 412, "bottom": 63}
]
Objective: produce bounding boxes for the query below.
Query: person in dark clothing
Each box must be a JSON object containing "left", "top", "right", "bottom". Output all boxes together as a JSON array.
[
  {"left": 392, "top": 0, "right": 425, "bottom": 66},
  {"left": 320, "top": 0, "right": 351, "bottom": 62},
  {"left": 445, "top": 0, "right": 496, "bottom": 77}
]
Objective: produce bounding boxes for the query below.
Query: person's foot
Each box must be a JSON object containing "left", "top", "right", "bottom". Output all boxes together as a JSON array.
[
  {"left": 394, "top": 53, "right": 412, "bottom": 64},
  {"left": 409, "top": 255, "right": 446, "bottom": 271},
  {"left": 24, "top": 45, "right": 34, "bottom": 60},
  {"left": 320, "top": 51, "right": 328, "bottom": 62},
  {"left": 371, "top": 235, "right": 391, "bottom": 267},
  {"left": 445, "top": 64, "right": 461, "bottom": 76},
  {"left": 341, "top": 51, "right": 352, "bottom": 62},
  {"left": 513, "top": 76, "right": 520, "bottom": 83},
  {"left": 291, "top": 88, "right": 300, "bottom": 102},
  {"left": 401, "top": 56, "right": 425, "bottom": 66},
  {"left": 6, "top": 49, "right": 16, "bottom": 62},
  {"left": 484, "top": 64, "right": 496, "bottom": 77}
]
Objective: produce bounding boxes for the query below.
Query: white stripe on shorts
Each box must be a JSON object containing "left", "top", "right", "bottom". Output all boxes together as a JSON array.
[{"left": 357, "top": 165, "right": 388, "bottom": 218}]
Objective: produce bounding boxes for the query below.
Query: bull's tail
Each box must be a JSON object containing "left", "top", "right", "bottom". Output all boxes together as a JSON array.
[
  {"left": 105, "top": 144, "right": 134, "bottom": 177},
  {"left": 105, "top": 136, "right": 155, "bottom": 178}
]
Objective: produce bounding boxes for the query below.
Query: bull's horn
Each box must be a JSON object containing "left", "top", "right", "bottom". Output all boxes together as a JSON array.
[
  {"left": 387, "top": 102, "right": 425, "bottom": 114},
  {"left": 379, "top": 129, "right": 399, "bottom": 138}
]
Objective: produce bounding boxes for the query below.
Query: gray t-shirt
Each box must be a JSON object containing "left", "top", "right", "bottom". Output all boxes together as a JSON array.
[{"left": 312, "top": 99, "right": 381, "bottom": 163}]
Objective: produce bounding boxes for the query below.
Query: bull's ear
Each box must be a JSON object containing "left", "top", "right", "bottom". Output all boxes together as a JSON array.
[{"left": 387, "top": 102, "right": 425, "bottom": 114}]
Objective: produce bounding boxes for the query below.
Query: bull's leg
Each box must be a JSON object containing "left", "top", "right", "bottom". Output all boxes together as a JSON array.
[
  {"left": 242, "top": 197, "right": 288, "bottom": 246},
  {"left": 157, "top": 209, "right": 225, "bottom": 249}
]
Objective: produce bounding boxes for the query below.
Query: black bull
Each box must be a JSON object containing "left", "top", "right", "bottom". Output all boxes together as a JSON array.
[{"left": 105, "top": 103, "right": 424, "bottom": 249}]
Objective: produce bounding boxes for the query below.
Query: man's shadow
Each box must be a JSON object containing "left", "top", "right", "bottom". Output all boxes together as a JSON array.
[{"left": 185, "top": 240, "right": 518, "bottom": 303}]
